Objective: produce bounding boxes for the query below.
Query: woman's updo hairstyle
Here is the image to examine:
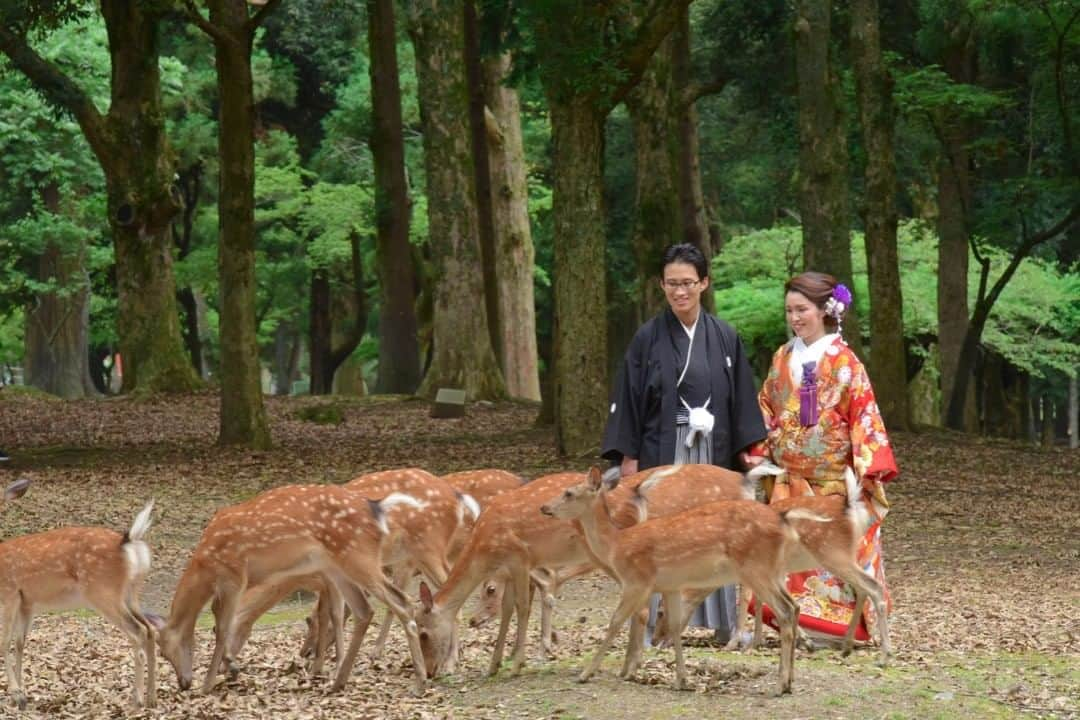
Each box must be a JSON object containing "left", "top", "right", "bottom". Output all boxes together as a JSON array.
[{"left": 785, "top": 271, "right": 845, "bottom": 332}]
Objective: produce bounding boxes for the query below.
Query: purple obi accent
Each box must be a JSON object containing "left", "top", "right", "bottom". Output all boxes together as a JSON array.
[{"left": 799, "top": 361, "right": 819, "bottom": 427}]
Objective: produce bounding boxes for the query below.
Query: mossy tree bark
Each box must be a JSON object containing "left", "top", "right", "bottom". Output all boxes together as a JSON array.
[
  {"left": 483, "top": 51, "right": 542, "bottom": 401},
  {"left": 408, "top": 0, "right": 506, "bottom": 401},
  {"left": 531, "top": 0, "right": 689, "bottom": 456},
  {"left": 794, "top": 0, "right": 862, "bottom": 356},
  {"left": 189, "top": 0, "right": 281, "bottom": 448},
  {"left": 851, "top": 0, "right": 909, "bottom": 430},
  {"left": 368, "top": 0, "right": 421, "bottom": 394},
  {"left": 0, "top": 3, "right": 199, "bottom": 394}
]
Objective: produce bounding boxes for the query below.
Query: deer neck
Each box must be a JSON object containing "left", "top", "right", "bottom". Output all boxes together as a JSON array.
[
  {"left": 575, "top": 493, "right": 619, "bottom": 571},
  {"left": 166, "top": 560, "right": 215, "bottom": 640},
  {"left": 433, "top": 534, "right": 498, "bottom": 615}
]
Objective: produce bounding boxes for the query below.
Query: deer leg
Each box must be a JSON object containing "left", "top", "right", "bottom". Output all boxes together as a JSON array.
[
  {"left": 763, "top": 583, "right": 798, "bottom": 696},
  {"left": 3, "top": 600, "right": 27, "bottom": 710},
  {"left": 579, "top": 587, "right": 651, "bottom": 683},
  {"left": 94, "top": 598, "right": 153, "bottom": 707},
  {"left": 202, "top": 588, "right": 241, "bottom": 694},
  {"left": 372, "top": 565, "right": 412, "bottom": 660},
  {"left": 229, "top": 578, "right": 299, "bottom": 666},
  {"left": 508, "top": 565, "right": 533, "bottom": 676},
  {"left": 488, "top": 576, "right": 516, "bottom": 676},
  {"left": 663, "top": 592, "right": 691, "bottom": 690},
  {"left": 620, "top": 606, "right": 648, "bottom": 680},
  {"left": 841, "top": 567, "right": 889, "bottom": 665},
  {"left": 367, "top": 579, "right": 429, "bottom": 697},
  {"left": 328, "top": 580, "right": 374, "bottom": 692},
  {"left": 724, "top": 585, "right": 750, "bottom": 651}
]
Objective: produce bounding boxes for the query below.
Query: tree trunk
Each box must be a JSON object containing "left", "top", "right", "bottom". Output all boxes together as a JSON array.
[
  {"left": 1069, "top": 369, "right": 1078, "bottom": 450},
  {"left": 936, "top": 36, "right": 976, "bottom": 429},
  {"left": 464, "top": 0, "right": 502, "bottom": 366},
  {"left": 671, "top": 6, "right": 713, "bottom": 311},
  {"left": 309, "top": 269, "right": 332, "bottom": 394},
  {"left": 208, "top": 0, "right": 272, "bottom": 448},
  {"left": 273, "top": 321, "right": 300, "bottom": 395},
  {"left": 23, "top": 186, "right": 96, "bottom": 398},
  {"left": 626, "top": 34, "right": 680, "bottom": 321},
  {"left": 794, "top": 0, "right": 861, "bottom": 356},
  {"left": 483, "top": 52, "right": 542, "bottom": 401},
  {"left": 310, "top": 232, "right": 368, "bottom": 395},
  {"left": 850, "top": 0, "right": 908, "bottom": 430},
  {"left": 368, "top": 0, "right": 420, "bottom": 394},
  {"left": 408, "top": 0, "right": 506, "bottom": 401},
  {"left": 1040, "top": 395, "right": 1055, "bottom": 447},
  {"left": 548, "top": 99, "right": 608, "bottom": 456}
]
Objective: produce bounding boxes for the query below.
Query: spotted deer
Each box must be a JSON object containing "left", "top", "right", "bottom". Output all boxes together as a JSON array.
[
  {"left": 0, "top": 479, "right": 157, "bottom": 709},
  {"left": 540, "top": 466, "right": 821, "bottom": 694},
  {"left": 415, "top": 471, "right": 596, "bottom": 678},
  {"left": 227, "top": 468, "right": 479, "bottom": 673},
  {"left": 154, "top": 484, "right": 430, "bottom": 696}
]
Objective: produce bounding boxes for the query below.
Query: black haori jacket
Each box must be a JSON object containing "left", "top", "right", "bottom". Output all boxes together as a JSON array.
[{"left": 601, "top": 309, "right": 766, "bottom": 471}]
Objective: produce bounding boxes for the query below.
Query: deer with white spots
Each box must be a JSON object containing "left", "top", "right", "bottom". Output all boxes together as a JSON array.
[
  {"left": 154, "top": 484, "right": 430, "bottom": 696},
  {"left": 0, "top": 478, "right": 157, "bottom": 709},
  {"left": 225, "top": 468, "right": 481, "bottom": 673},
  {"left": 540, "top": 466, "right": 822, "bottom": 694},
  {"left": 416, "top": 471, "right": 597, "bottom": 678},
  {"left": 467, "top": 464, "right": 759, "bottom": 656}
]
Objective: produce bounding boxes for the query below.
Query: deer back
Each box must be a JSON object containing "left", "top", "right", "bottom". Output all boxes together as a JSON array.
[{"left": 606, "top": 464, "right": 749, "bottom": 528}]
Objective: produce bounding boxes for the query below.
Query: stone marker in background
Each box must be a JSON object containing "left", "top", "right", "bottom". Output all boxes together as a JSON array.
[{"left": 431, "top": 388, "right": 467, "bottom": 418}]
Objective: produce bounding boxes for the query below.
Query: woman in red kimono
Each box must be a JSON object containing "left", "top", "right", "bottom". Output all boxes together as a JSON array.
[{"left": 754, "top": 271, "right": 898, "bottom": 646}]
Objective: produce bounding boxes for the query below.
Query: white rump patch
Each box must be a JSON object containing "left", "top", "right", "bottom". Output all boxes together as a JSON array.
[
  {"left": 637, "top": 466, "right": 680, "bottom": 497},
  {"left": 123, "top": 541, "right": 152, "bottom": 578},
  {"left": 127, "top": 500, "right": 155, "bottom": 543},
  {"left": 844, "top": 467, "right": 872, "bottom": 534}
]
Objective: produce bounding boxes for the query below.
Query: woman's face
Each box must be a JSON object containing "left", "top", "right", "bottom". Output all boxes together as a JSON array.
[
  {"left": 785, "top": 291, "right": 827, "bottom": 343},
  {"left": 661, "top": 261, "right": 709, "bottom": 320}
]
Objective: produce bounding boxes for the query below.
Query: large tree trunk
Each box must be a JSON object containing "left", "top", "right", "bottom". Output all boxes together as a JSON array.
[
  {"left": 272, "top": 321, "right": 301, "bottom": 395},
  {"left": 1069, "top": 369, "right": 1078, "bottom": 450},
  {"left": 483, "top": 52, "right": 542, "bottom": 401},
  {"left": 207, "top": 0, "right": 272, "bottom": 448},
  {"left": 626, "top": 35, "right": 680, "bottom": 321},
  {"left": 175, "top": 162, "right": 209, "bottom": 379},
  {"left": 23, "top": 186, "right": 96, "bottom": 398},
  {"left": 850, "top": 0, "right": 908, "bottom": 430},
  {"left": 464, "top": 0, "right": 502, "bottom": 367},
  {"left": 794, "top": 0, "right": 862, "bottom": 355},
  {"left": 309, "top": 232, "right": 367, "bottom": 394},
  {"left": 0, "top": 4, "right": 199, "bottom": 394},
  {"left": 936, "top": 36, "right": 976, "bottom": 428},
  {"left": 671, "top": 5, "right": 713, "bottom": 309},
  {"left": 548, "top": 99, "right": 609, "bottom": 456},
  {"left": 368, "top": 0, "right": 421, "bottom": 394},
  {"left": 408, "top": 0, "right": 505, "bottom": 401}
]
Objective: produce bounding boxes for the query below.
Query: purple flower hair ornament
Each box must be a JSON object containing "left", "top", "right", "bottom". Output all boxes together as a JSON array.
[
  {"left": 824, "top": 283, "right": 851, "bottom": 320},
  {"left": 823, "top": 283, "right": 851, "bottom": 334}
]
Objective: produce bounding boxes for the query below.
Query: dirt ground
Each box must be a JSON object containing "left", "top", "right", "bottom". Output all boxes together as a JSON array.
[{"left": 0, "top": 389, "right": 1077, "bottom": 719}]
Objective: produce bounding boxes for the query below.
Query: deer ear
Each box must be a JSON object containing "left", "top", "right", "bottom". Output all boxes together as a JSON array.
[
  {"left": 587, "top": 466, "right": 603, "bottom": 491},
  {"left": 600, "top": 466, "right": 621, "bottom": 491},
  {"left": 419, "top": 581, "right": 434, "bottom": 611}
]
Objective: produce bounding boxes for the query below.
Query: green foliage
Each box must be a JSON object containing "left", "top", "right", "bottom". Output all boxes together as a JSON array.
[{"left": 713, "top": 220, "right": 1080, "bottom": 380}]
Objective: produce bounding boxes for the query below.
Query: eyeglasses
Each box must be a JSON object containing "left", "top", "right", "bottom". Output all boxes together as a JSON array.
[{"left": 662, "top": 279, "right": 701, "bottom": 291}]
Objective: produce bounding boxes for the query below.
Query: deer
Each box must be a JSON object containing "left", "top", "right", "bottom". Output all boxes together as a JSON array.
[
  {"left": 415, "top": 471, "right": 596, "bottom": 678},
  {"left": 154, "top": 484, "right": 431, "bottom": 696},
  {"left": 539, "top": 466, "right": 824, "bottom": 694},
  {"left": 728, "top": 464, "right": 890, "bottom": 664},
  {"left": 225, "top": 468, "right": 479, "bottom": 674},
  {"left": 467, "top": 464, "right": 758, "bottom": 652},
  {"left": 0, "top": 478, "right": 157, "bottom": 709}
]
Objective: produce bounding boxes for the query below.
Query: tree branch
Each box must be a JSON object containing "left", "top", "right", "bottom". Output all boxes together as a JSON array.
[
  {"left": 0, "top": 26, "right": 110, "bottom": 163},
  {"left": 246, "top": 0, "right": 285, "bottom": 33},
  {"left": 182, "top": 0, "right": 231, "bottom": 44},
  {"left": 680, "top": 76, "right": 730, "bottom": 110},
  {"left": 607, "top": 0, "right": 692, "bottom": 109}
]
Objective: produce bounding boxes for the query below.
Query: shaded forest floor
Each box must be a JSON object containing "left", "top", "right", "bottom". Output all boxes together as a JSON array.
[{"left": 0, "top": 389, "right": 1077, "bottom": 719}]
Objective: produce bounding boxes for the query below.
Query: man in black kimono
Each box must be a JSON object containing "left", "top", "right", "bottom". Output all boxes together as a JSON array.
[{"left": 601, "top": 243, "right": 766, "bottom": 644}]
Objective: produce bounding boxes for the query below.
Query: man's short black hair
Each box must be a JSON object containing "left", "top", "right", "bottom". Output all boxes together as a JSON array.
[{"left": 661, "top": 243, "right": 708, "bottom": 280}]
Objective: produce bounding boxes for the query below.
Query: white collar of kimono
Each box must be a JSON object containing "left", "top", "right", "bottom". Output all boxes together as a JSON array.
[
  {"left": 679, "top": 312, "right": 699, "bottom": 339},
  {"left": 789, "top": 333, "right": 840, "bottom": 384}
]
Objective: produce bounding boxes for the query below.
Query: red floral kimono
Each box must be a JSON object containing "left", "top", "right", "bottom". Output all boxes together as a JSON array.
[{"left": 753, "top": 335, "right": 898, "bottom": 643}]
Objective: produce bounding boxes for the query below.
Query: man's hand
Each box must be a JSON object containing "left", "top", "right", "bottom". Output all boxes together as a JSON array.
[{"left": 620, "top": 457, "right": 639, "bottom": 477}]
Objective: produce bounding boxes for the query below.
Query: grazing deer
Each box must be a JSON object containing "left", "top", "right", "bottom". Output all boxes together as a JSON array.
[
  {"left": 468, "top": 464, "right": 757, "bottom": 651},
  {"left": 416, "top": 471, "right": 596, "bottom": 678},
  {"left": 540, "top": 467, "right": 821, "bottom": 694},
  {"left": 730, "top": 465, "right": 890, "bottom": 664},
  {"left": 227, "top": 468, "right": 478, "bottom": 672},
  {"left": 155, "top": 484, "right": 430, "bottom": 696},
  {"left": 0, "top": 479, "right": 157, "bottom": 709}
]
